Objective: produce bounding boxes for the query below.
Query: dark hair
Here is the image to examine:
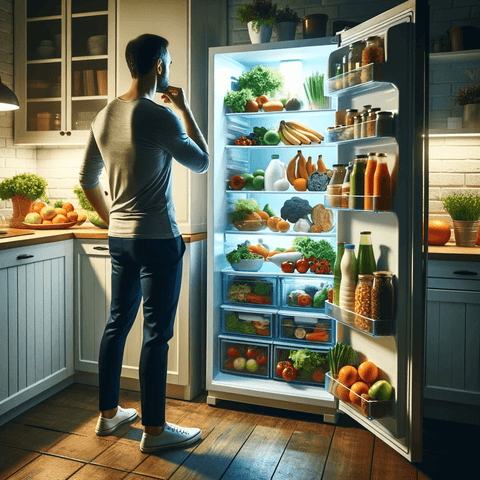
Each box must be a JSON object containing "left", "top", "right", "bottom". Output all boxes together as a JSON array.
[{"left": 125, "top": 34, "right": 169, "bottom": 78}]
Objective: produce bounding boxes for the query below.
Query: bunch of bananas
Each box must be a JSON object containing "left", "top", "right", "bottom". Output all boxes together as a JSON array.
[{"left": 278, "top": 121, "right": 324, "bottom": 146}]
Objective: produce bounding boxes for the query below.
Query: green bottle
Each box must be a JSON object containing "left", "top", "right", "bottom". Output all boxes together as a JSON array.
[
  {"left": 333, "top": 242, "right": 345, "bottom": 306},
  {"left": 358, "top": 231, "right": 376, "bottom": 275}
]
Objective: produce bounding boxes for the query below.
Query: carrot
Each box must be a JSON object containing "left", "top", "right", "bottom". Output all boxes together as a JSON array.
[
  {"left": 306, "top": 330, "right": 329, "bottom": 342},
  {"left": 246, "top": 293, "right": 271, "bottom": 304},
  {"left": 255, "top": 243, "right": 270, "bottom": 259}
]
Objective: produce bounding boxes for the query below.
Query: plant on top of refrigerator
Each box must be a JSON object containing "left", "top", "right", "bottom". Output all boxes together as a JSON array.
[
  {"left": 275, "top": 5, "right": 300, "bottom": 24},
  {"left": 237, "top": 0, "right": 278, "bottom": 32},
  {"left": 441, "top": 193, "right": 480, "bottom": 221},
  {"left": 454, "top": 83, "right": 480, "bottom": 105}
]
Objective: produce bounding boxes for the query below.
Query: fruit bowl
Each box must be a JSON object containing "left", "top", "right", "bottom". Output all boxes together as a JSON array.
[
  {"left": 266, "top": 251, "right": 303, "bottom": 268},
  {"left": 230, "top": 257, "right": 264, "bottom": 272},
  {"left": 22, "top": 221, "right": 77, "bottom": 230}
]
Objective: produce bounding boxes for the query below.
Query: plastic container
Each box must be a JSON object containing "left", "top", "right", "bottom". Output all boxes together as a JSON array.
[
  {"left": 281, "top": 277, "right": 333, "bottom": 311},
  {"left": 224, "top": 274, "right": 277, "bottom": 307},
  {"left": 278, "top": 311, "right": 333, "bottom": 346},
  {"left": 220, "top": 337, "right": 270, "bottom": 378},
  {"left": 221, "top": 305, "right": 275, "bottom": 338},
  {"left": 273, "top": 343, "right": 328, "bottom": 385}
]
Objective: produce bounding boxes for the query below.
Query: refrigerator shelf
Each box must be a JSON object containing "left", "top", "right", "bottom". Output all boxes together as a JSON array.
[
  {"left": 224, "top": 228, "right": 336, "bottom": 237},
  {"left": 226, "top": 109, "right": 336, "bottom": 117},
  {"left": 325, "top": 135, "right": 396, "bottom": 147},
  {"left": 325, "top": 372, "right": 393, "bottom": 420},
  {"left": 225, "top": 190, "right": 328, "bottom": 196},
  {"left": 327, "top": 63, "right": 384, "bottom": 96},
  {"left": 325, "top": 301, "right": 394, "bottom": 337},
  {"left": 225, "top": 144, "right": 335, "bottom": 150}
]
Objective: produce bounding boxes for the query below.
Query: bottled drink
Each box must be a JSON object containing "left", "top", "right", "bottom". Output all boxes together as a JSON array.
[
  {"left": 357, "top": 231, "right": 376, "bottom": 275},
  {"left": 333, "top": 242, "right": 345, "bottom": 306},
  {"left": 339, "top": 244, "right": 358, "bottom": 312},
  {"left": 373, "top": 153, "right": 391, "bottom": 211},
  {"left": 364, "top": 153, "right": 377, "bottom": 211},
  {"left": 264, "top": 154, "right": 283, "bottom": 191},
  {"left": 349, "top": 155, "right": 367, "bottom": 210},
  {"left": 341, "top": 161, "right": 354, "bottom": 208}
]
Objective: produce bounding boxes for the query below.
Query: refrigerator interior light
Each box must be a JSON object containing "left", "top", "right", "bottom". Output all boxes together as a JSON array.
[{"left": 279, "top": 60, "right": 303, "bottom": 97}]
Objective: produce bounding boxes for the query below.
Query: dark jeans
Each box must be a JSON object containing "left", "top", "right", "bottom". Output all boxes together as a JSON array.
[{"left": 98, "top": 235, "right": 185, "bottom": 426}]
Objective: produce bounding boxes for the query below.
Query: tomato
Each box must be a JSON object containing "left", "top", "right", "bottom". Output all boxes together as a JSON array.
[
  {"left": 282, "top": 366, "right": 297, "bottom": 382},
  {"left": 314, "top": 259, "right": 331, "bottom": 274},
  {"left": 308, "top": 257, "right": 317, "bottom": 272},
  {"left": 276, "top": 361, "right": 286, "bottom": 376},
  {"left": 224, "top": 359, "right": 234, "bottom": 370},
  {"left": 285, "top": 360, "right": 293, "bottom": 368},
  {"left": 257, "top": 354, "right": 267, "bottom": 365},
  {"left": 298, "top": 294, "right": 312, "bottom": 307},
  {"left": 246, "top": 347, "right": 259, "bottom": 359},
  {"left": 295, "top": 257, "right": 310, "bottom": 274},
  {"left": 281, "top": 261, "right": 295, "bottom": 273},
  {"left": 227, "top": 347, "right": 241, "bottom": 358}
]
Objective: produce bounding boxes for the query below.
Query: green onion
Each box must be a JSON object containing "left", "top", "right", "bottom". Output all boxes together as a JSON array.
[{"left": 303, "top": 72, "right": 327, "bottom": 109}]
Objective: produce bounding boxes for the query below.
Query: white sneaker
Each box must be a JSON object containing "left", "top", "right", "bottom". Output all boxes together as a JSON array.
[
  {"left": 95, "top": 406, "right": 138, "bottom": 436},
  {"left": 140, "top": 422, "right": 202, "bottom": 453}
]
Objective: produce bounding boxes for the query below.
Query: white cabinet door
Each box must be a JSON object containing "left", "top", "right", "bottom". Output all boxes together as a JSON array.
[{"left": 0, "top": 241, "right": 74, "bottom": 418}]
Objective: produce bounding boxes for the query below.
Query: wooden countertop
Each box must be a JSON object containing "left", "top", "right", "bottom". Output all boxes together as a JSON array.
[
  {"left": 428, "top": 243, "right": 480, "bottom": 262},
  {"left": 0, "top": 224, "right": 207, "bottom": 251}
]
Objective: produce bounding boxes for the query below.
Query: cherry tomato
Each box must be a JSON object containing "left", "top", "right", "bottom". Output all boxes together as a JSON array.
[
  {"left": 246, "top": 347, "right": 259, "bottom": 359},
  {"left": 276, "top": 361, "right": 286, "bottom": 376},
  {"left": 257, "top": 354, "right": 267, "bottom": 365},
  {"left": 282, "top": 366, "right": 297, "bottom": 382},
  {"left": 227, "top": 347, "right": 241, "bottom": 358}
]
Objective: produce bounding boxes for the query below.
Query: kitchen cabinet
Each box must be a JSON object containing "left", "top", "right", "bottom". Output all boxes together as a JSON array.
[
  {"left": 425, "top": 260, "right": 480, "bottom": 407},
  {"left": 14, "top": 0, "right": 116, "bottom": 145},
  {"left": 0, "top": 240, "right": 74, "bottom": 423},
  {"left": 74, "top": 237, "right": 207, "bottom": 400}
]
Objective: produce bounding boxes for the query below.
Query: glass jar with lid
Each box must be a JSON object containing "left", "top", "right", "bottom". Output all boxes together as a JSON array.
[
  {"left": 330, "top": 164, "right": 347, "bottom": 185},
  {"left": 348, "top": 41, "right": 366, "bottom": 71},
  {"left": 360, "top": 112, "right": 369, "bottom": 138},
  {"left": 376, "top": 111, "right": 394, "bottom": 136},
  {"left": 355, "top": 274, "right": 374, "bottom": 323},
  {"left": 371, "top": 271, "right": 394, "bottom": 320},
  {"left": 327, "top": 164, "right": 347, "bottom": 208},
  {"left": 345, "top": 109, "right": 358, "bottom": 126},
  {"left": 353, "top": 114, "right": 362, "bottom": 139},
  {"left": 366, "top": 108, "right": 381, "bottom": 137},
  {"left": 362, "top": 36, "right": 385, "bottom": 65}
]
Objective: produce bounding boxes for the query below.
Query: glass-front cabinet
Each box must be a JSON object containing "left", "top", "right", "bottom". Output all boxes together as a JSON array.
[{"left": 14, "top": 0, "right": 116, "bottom": 145}]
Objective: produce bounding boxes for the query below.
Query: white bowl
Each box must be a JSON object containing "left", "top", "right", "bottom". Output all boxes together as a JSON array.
[
  {"left": 266, "top": 251, "right": 303, "bottom": 267},
  {"left": 87, "top": 35, "right": 107, "bottom": 55},
  {"left": 230, "top": 257, "right": 264, "bottom": 272}
]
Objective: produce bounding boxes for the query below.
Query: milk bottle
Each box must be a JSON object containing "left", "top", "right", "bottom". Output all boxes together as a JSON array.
[{"left": 339, "top": 244, "right": 358, "bottom": 312}]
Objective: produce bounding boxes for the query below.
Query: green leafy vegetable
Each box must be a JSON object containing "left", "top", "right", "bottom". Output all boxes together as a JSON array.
[
  {"left": 441, "top": 193, "right": 480, "bottom": 221},
  {"left": 224, "top": 89, "right": 255, "bottom": 113},
  {"left": 289, "top": 348, "right": 326, "bottom": 379},
  {"left": 225, "top": 313, "right": 257, "bottom": 334},
  {"left": 73, "top": 185, "right": 94, "bottom": 211},
  {"left": 327, "top": 342, "right": 356, "bottom": 378},
  {"left": 238, "top": 65, "right": 283, "bottom": 98},
  {"left": 292, "top": 236, "right": 336, "bottom": 266},
  {"left": 0, "top": 173, "right": 49, "bottom": 203},
  {"left": 254, "top": 282, "right": 272, "bottom": 295},
  {"left": 230, "top": 198, "right": 261, "bottom": 222},
  {"left": 226, "top": 245, "right": 259, "bottom": 264}
]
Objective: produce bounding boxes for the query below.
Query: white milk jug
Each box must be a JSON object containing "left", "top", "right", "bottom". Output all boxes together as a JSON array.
[{"left": 264, "top": 155, "right": 283, "bottom": 191}]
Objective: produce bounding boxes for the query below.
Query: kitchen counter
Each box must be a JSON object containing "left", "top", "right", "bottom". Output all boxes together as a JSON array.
[
  {"left": 0, "top": 224, "right": 207, "bottom": 251},
  {"left": 428, "top": 243, "right": 480, "bottom": 262}
]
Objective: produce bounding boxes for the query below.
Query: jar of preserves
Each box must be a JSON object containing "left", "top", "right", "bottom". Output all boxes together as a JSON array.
[
  {"left": 345, "top": 109, "right": 358, "bottom": 126},
  {"left": 362, "top": 36, "right": 385, "bottom": 65},
  {"left": 348, "top": 41, "right": 365, "bottom": 71},
  {"left": 371, "top": 271, "right": 394, "bottom": 320},
  {"left": 355, "top": 274, "right": 374, "bottom": 329},
  {"left": 353, "top": 114, "right": 362, "bottom": 139},
  {"left": 376, "top": 111, "right": 394, "bottom": 136},
  {"left": 366, "top": 108, "right": 381, "bottom": 137},
  {"left": 330, "top": 164, "right": 347, "bottom": 185}
]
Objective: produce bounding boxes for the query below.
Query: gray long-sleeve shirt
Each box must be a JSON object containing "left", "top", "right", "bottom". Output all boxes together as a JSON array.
[{"left": 79, "top": 97, "right": 209, "bottom": 239}]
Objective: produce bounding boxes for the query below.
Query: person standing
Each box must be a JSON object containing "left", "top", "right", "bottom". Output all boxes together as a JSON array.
[{"left": 79, "top": 34, "right": 209, "bottom": 453}]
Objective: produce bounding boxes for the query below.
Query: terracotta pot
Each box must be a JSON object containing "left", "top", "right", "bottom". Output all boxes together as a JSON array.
[
  {"left": 476, "top": 222, "right": 480, "bottom": 246},
  {"left": 247, "top": 21, "right": 272, "bottom": 44},
  {"left": 10, "top": 194, "right": 34, "bottom": 228}
]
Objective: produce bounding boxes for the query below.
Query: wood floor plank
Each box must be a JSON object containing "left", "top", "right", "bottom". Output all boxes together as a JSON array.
[
  {"left": 0, "top": 445, "right": 40, "bottom": 480},
  {"left": 168, "top": 409, "right": 260, "bottom": 480},
  {"left": 272, "top": 420, "right": 335, "bottom": 480},
  {"left": 322, "top": 426, "right": 374, "bottom": 480},
  {"left": 46, "top": 433, "right": 115, "bottom": 462},
  {"left": 43, "top": 384, "right": 100, "bottom": 412},
  {"left": 371, "top": 438, "right": 417, "bottom": 479},
  {"left": 68, "top": 463, "right": 129, "bottom": 479},
  {"left": 133, "top": 402, "right": 228, "bottom": 479},
  {"left": 5, "top": 454, "right": 84, "bottom": 480},
  {"left": 221, "top": 415, "right": 297, "bottom": 480},
  {"left": 91, "top": 439, "right": 146, "bottom": 473},
  {"left": 0, "top": 423, "right": 68, "bottom": 452}
]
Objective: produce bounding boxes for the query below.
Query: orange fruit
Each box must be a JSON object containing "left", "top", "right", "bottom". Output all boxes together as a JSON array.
[
  {"left": 55, "top": 208, "right": 67, "bottom": 217},
  {"left": 40, "top": 205, "right": 56, "bottom": 220},
  {"left": 256, "top": 210, "right": 270, "bottom": 222},
  {"left": 62, "top": 202, "right": 74, "bottom": 213},
  {"left": 33, "top": 201, "right": 46, "bottom": 214},
  {"left": 76, "top": 213, "right": 87, "bottom": 226},
  {"left": 349, "top": 381, "right": 370, "bottom": 405},
  {"left": 358, "top": 361, "right": 379, "bottom": 384},
  {"left": 277, "top": 220, "right": 290, "bottom": 232},
  {"left": 52, "top": 214, "right": 68, "bottom": 224},
  {"left": 428, "top": 220, "right": 451, "bottom": 245},
  {"left": 338, "top": 365, "right": 358, "bottom": 387},
  {"left": 67, "top": 211, "right": 78, "bottom": 222},
  {"left": 267, "top": 216, "right": 282, "bottom": 232},
  {"left": 336, "top": 384, "right": 351, "bottom": 402},
  {"left": 293, "top": 178, "right": 307, "bottom": 191},
  {"left": 42, "top": 219, "right": 53, "bottom": 224}
]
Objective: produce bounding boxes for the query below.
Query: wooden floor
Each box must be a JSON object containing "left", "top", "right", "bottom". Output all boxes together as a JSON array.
[{"left": 0, "top": 384, "right": 477, "bottom": 479}]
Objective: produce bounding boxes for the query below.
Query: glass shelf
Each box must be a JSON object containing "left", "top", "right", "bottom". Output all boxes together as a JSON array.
[
  {"left": 225, "top": 190, "right": 328, "bottom": 195},
  {"left": 324, "top": 194, "right": 391, "bottom": 213},
  {"left": 325, "top": 301, "right": 394, "bottom": 337},
  {"left": 225, "top": 144, "right": 334, "bottom": 150},
  {"left": 225, "top": 228, "right": 336, "bottom": 238},
  {"left": 226, "top": 109, "right": 336, "bottom": 118},
  {"left": 327, "top": 63, "right": 385, "bottom": 96}
]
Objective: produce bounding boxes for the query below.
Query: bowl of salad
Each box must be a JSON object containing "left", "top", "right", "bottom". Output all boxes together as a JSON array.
[{"left": 226, "top": 241, "right": 264, "bottom": 272}]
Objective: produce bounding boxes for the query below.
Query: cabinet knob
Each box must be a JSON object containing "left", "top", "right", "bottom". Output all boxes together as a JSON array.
[
  {"left": 66, "top": 131, "right": 72, "bottom": 136},
  {"left": 17, "top": 254, "right": 34, "bottom": 260},
  {"left": 93, "top": 246, "right": 109, "bottom": 251}
]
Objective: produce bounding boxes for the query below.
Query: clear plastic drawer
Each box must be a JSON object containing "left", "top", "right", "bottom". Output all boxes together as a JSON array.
[
  {"left": 277, "top": 311, "right": 334, "bottom": 346},
  {"left": 280, "top": 276, "right": 333, "bottom": 311},
  {"left": 223, "top": 274, "right": 277, "bottom": 307},
  {"left": 221, "top": 305, "right": 275, "bottom": 339}
]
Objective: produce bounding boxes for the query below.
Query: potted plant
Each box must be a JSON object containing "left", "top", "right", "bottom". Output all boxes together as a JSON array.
[
  {"left": 0, "top": 173, "right": 49, "bottom": 228},
  {"left": 455, "top": 83, "right": 480, "bottom": 130},
  {"left": 441, "top": 193, "right": 480, "bottom": 247},
  {"left": 237, "top": 0, "right": 277, "bottom": 44},
  {"left": 275, "top": 5, "right": 300, "bottom": 42}
]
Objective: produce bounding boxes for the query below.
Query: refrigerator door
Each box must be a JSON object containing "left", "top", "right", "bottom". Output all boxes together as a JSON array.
[{"left": 326, "top": 0, "right": 428, "bottom": 463}]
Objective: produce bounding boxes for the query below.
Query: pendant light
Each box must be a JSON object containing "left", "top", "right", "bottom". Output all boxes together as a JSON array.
[{"left": 0, "top": 76, "right": 19, "bottom": 111}]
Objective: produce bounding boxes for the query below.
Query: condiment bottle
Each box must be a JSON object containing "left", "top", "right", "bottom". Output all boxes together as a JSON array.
[
  {"left": 357, "top": 231, "right": 376, "bottom": 275},
  {"left": 339, "top": 244, "right": 358, "bottom": 313},
  {"left": 349, "top": 155, "right": 367, "bottom": 210},
  {"left": 373, "top": 153, "right": 391, "bottom": 211},
  {"left": 371, "top": 271, "right": 394, "bottom": 320},
  {"left": 341, "top": 161, "right": 354, "bottom": 208},
  {"left": 333, "top": 242, "right": 345, "bottom": 306},
  {"left": 364, "top": 152, "right": 377, "bottom": 211},
  {"left": 366, "top": 108, "right": 381, "bottom": 137}
]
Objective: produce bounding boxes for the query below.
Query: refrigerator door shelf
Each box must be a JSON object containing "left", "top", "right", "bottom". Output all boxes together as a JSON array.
[
  {"left": 325, "top": 121, "right": 395, "bottom": 144},
  {"left": 327, "top": 63, "right": 383, "bottom": 95},
  {"left": 325, "top": 301, "right": 394, "bottom": 337},
  {"left": 324, "top": 195, "right": 393, "bottom": 213}
]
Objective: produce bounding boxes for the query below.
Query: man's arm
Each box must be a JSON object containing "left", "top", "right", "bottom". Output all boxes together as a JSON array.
[{"left": 82, "top": 183, "right": 110, "bottom": 227}]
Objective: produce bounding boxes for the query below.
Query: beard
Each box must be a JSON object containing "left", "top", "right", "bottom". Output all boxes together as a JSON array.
[{"left": 156, "top": 75, "right": 169, "bottom": 93}]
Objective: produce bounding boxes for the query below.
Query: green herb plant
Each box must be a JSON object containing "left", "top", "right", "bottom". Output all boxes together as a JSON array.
[
  {"left": 275, "top": 5, "right": 300, "bottom": 24},
  {"left": 0, "top": 173, "right": 49, "bottom": 203},
  {"left": 304, "top": 72, "right": 328, "bottom": 109},
  {"left": 291, "top": 236, "right": 336, "bottom": 266},
  {"left": 226, "top": 245, "right": 261, "bottom": 264},
  {"left": 455, "top": 84, "right": 480, "bottom": 105},
  {"left": 223, "top": 89, "right": 255, "bottom": 113},
  {"left": 441, "top": 193, "right": 480, "bottom": 221},
  {"left": 238, "top": 65, "right": 284, "bottom": 98},
  {"left": 230, "top": 198, "right": 261, "bottom": 222},
  {"left": 237, "top": 0, "right": 277, "bottom": 32},
  {"left": 289, "top": 348, "right": 326, "bottom": 379},
  {"left": 327, "top": 342, "right": 356, "bottom": 378}
]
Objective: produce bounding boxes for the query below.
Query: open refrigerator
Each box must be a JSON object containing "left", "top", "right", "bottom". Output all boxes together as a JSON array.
[{"left": 206, "top": 0, "right": 428, "bottom": 463}]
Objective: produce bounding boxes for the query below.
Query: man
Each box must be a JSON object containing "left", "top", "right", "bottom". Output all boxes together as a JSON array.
[{"left": 79, "top": 34, "right": 209, "bottom": 453}]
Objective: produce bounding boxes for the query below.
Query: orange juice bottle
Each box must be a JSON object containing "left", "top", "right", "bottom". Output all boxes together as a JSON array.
[
  {"left": 364, "top": 152, "right": 377, "bottom": 210},
  {"left": 373, "top": 153, "right": 390, "bottom": 211}
]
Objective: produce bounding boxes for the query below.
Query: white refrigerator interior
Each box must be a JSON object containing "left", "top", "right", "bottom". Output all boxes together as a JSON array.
[{"left": 207, "top": 0, "right": 426, "bottom": 463}]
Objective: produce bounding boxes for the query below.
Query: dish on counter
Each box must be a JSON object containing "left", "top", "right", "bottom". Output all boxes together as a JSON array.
[{"left": 22, "top": 221, "right": 77, "bottom": 230}]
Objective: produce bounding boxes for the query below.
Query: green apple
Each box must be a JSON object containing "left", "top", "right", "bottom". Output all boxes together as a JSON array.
[
  {"left": 24, "top": 212, "right": 41, "bottom": 224},
  {"left": 246, "top": 359, "right": 259, "bottom": 373},
  {"left": 368, "top": 380, "right": 393, "bottom": 400}
]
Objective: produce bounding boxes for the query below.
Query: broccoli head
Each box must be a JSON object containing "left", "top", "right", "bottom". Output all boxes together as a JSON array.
[{"left": 280, "top": 197, "right": 313, "bottom": 224}]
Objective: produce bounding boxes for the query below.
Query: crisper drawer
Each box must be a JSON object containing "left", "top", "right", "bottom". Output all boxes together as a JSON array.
[
  {"left": 219, "top": 336, "right": 271, "bottom": 379},
  {"left": 221, "top": 305, "right": 275, "bottom": 339},
  {"left": 223, "top": 273, "right": 277, "bottom": 307},
  {"left": 280, "top": 276, "right": 333, "bottom": 311},
  {"left": 277, "top": 310, "right": 334, "bottom": 346},
  {"left": 428, "top": 260, "right": 480, "bottom": 291},
  {"left": 273, "top": 343, "right": 328, "bottom": 387}
]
